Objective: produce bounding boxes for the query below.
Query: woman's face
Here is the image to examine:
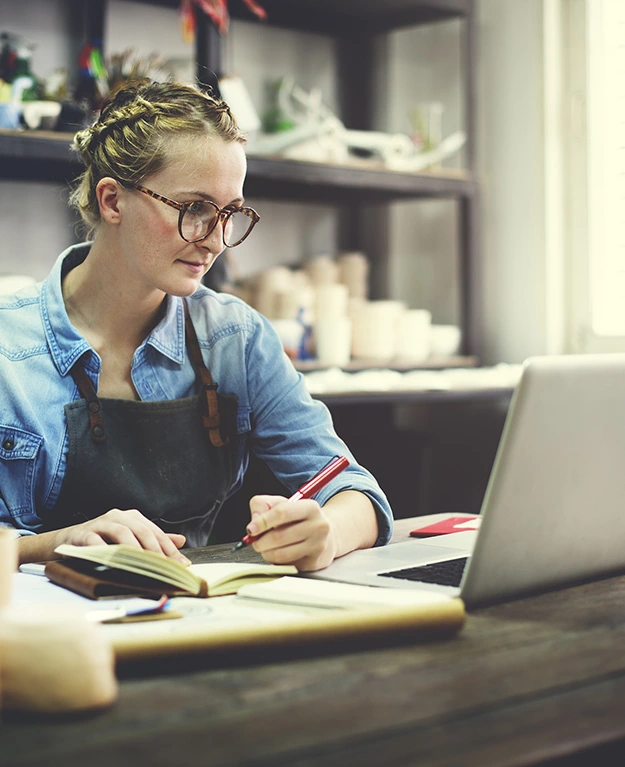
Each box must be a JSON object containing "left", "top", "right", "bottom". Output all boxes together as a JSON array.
[{"left": 114, "top": 134, "right": 247, "bottom": 298}]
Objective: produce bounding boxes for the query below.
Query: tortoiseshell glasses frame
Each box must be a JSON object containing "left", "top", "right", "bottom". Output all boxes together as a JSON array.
[{"left": 132, "top": 184, "right": 260, "bottom": 247}]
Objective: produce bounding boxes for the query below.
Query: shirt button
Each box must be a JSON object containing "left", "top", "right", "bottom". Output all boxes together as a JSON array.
[{"left": 2, "top": 438, "right": 14, "bottom": 451}]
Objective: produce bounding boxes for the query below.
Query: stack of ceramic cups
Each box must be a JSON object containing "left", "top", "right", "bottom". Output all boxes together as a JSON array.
[
  {"left": 337, "top": 251, "right": 369, "bottom": 300},
  {"left": 350, "top": 299, "right": 406, "bottom": 362},
  {"left": 254, "top": 266, "right": 294, "bottom": 319},
  {"left": 313, "top": 283, "right": 352, "bottom": 366},
  {"left": 254, "top": 267, "right": 316, "bottom": 360},
  {"left": 304, "top": 256, "right": 351, "bottom": 366},
  {"left": 274, "top": 270, "right": 315, "bottom": 323},
  {"left": 305, "top": 254, "right": 340, "bottom": 288}
]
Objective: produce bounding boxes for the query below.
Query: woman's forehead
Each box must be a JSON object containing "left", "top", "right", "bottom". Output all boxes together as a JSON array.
[{"left": 154, "top": 134, "right": 247, "bottom": 198}]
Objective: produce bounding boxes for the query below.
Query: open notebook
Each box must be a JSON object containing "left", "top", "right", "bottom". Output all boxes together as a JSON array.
[{"left": 309, "top": 353, "right": 625, "bottom": 608}]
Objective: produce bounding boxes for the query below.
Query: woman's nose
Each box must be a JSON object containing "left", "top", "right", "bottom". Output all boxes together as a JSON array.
[{"left": 199, "top": 221, "right": 225, "bottom": 255}]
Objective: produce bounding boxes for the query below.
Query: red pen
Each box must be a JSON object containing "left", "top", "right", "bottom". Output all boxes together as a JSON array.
[{"left": 231, "top": 455, "right": 350, "bottom": 552}]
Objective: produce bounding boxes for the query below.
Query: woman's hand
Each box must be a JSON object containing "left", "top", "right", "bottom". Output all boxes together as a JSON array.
[
  {"left": 247, "top": 490, "right": 379, "bottom": 571},
  {"left": 18, "top": 509, "right": 189, "bottom": 566},
  {"left": 247, "top": 495, "right": 338, "bottom": 571}
]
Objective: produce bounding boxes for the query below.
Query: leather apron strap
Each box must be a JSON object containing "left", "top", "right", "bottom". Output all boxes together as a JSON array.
[
  {"left": 69, "top": 365, "right": 106, "bottom": 444},
  {"left": 182, "top": 301, "right": 229, "bottom": 448},
  {"left": 71, "top": 300, "right": 229, "bottom": 449}
]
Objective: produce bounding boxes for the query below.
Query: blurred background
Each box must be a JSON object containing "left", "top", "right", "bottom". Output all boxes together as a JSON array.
[{"left": 1, "top": 0, "right": 620, "bottom": 537}]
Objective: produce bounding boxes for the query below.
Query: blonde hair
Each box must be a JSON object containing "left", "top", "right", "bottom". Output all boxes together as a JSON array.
[{"left": 69, "top": 79, "right": 246, "bottom": 238}]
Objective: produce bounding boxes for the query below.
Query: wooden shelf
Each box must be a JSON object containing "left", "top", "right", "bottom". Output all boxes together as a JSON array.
[
  {"left": 0, "top": 130, "right": 79, "bottom": 183},
  {"left": 246, "top": 0, "right": 470, "bottom": 34},
  {"left": 313, "top": 387, "right": 514, "bottom": 407},
  {"left": 295, "top": 356, "right": 478, "bottom": 373},
  {"left": 120, "top": 0, "right": 471, "bottom": 35},
  {"left": 245, "top": 156, "right": 474, "bottom": 203},
  {"left": 0, "top": 130, "right": 476, "bottom": 202}
]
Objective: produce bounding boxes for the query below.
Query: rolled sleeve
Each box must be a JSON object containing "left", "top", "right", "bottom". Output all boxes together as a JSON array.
[{"left": 243, "top": 313, "right": 394, "bottom": 546}]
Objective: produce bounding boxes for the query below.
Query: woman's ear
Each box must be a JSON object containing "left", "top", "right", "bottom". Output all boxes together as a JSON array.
[{"left": 95, "top": 177, "right": 123, "bottom": 225}]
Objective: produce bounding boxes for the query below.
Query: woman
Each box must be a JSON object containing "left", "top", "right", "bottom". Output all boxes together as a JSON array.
[{"left": 0, "top": 79, "right": 392, "bottom": 570}]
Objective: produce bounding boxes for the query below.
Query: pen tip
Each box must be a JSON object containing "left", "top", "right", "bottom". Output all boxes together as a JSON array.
[{"left": 231, "top": 541, "right": 244, "bottom": 552}]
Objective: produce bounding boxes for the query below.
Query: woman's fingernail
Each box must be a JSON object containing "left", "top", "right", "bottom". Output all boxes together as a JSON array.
[
  {"left": 246, "top": 520, "right": 259, "bottom": 536},
  {"left": 179, "top": 555, "right": 191, "bottom": 565}
]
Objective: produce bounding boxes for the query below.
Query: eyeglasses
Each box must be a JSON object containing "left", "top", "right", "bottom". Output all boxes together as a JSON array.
[{"left": 132, "top": 185, "right": 260, "bottom": 247}]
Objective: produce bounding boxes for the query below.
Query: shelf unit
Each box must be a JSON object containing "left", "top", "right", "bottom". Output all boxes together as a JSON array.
[
  {"left": 1, "top": 0, "right": 504, "bottom": 524},
  {"left": 0, "top": 0, "right": 478, "bottom": 360}
]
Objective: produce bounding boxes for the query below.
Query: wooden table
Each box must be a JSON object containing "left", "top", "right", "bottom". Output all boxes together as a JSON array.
[{"left": 3, "top": 517, "right": 625, "bottom": 767}]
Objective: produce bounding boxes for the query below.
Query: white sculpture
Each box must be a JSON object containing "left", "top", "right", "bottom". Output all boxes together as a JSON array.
[{"left": 248, "top": 77, "right": 466, "bottom": 172}]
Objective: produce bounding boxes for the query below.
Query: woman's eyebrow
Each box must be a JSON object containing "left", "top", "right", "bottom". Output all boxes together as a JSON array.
[{"left": 186, "top": 190, "right": 245, "bottom": 205}]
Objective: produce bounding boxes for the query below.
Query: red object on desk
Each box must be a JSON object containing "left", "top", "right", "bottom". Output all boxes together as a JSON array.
[{"left": 410, "top": 515, "right": 480, "bottom": 537}]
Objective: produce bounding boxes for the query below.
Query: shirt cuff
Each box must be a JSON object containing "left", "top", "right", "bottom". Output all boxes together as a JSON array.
[{"left": 1, "top": 527, "right": 37, "bottom": 538}]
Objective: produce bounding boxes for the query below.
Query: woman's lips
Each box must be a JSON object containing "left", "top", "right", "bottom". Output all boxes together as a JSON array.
[{"left": 178, "top": 260, "right": 206, "bottom": 274}]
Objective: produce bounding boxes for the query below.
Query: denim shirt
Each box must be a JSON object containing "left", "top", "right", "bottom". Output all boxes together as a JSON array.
[{"left": 0, "top": 244, "right": 393, "bottom": 544}]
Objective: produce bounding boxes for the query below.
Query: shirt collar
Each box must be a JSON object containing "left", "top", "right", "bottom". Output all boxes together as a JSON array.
[
  {"left": 41, "top": 243, "right": 186, "bottom": 376},
  {"left": 146, "top": 291, "right": 186, "bottom": 365}
]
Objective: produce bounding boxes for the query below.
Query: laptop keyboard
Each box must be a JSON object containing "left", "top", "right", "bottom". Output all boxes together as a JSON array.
[{"left": 379, "top": 557, "right": 469, "bottom": 588}]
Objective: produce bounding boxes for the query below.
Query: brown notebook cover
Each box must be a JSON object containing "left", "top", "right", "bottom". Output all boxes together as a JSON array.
[{"left": 44, "top": 559, "right": 185, "bottom": 600}]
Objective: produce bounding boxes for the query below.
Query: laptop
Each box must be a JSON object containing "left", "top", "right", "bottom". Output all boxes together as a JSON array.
[{"left": 310, "top": 353, "right": 625, "bottom": 608}]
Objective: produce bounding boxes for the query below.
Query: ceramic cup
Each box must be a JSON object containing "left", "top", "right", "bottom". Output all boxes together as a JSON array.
[
  {"left": 429, "top": 324, "right": 462, "bottom": 358},
  {"left": 0, "top": 605, "right": 118, "bottom": 713},
  {"left": 395, "top": 309, "right": 432, "bottom": 363},
  {"left": 351, "top": 300, "right": 406, "bottom": 361},
  {"left": 305, "top": 255, "right": 339, "bottom": 286},
  {"left": 314, "top": 283, "right": 349, "bottom": 321},
  {"left": 337, "top": 251, "right": 369, "bottom": 299},
  {"left": 0, "top": 527, "right": 17, "bottom": 609},
  {"left": 314, "top": 317, "right": 352, "bottom": 367}
]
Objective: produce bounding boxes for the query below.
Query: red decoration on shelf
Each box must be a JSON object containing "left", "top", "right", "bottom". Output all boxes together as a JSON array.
[{"left": 179, "top": 0, "right": 267, "bottom": 39}]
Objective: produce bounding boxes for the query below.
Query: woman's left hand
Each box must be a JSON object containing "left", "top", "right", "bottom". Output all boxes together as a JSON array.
[{"left": 246, "top": 495, "right": 338, "bottom": 571}]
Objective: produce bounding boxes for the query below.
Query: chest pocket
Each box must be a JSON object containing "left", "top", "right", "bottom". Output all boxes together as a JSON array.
[{"left": 0, "top": 425, "right": 43, "bottom": 518}]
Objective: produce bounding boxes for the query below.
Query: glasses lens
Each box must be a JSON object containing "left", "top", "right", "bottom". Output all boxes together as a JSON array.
[
  {"left": 180, "top": 202, "right": 219, "bottom": 242},
  {"left": 223, "top": 209, "right": 255, "bottom": 247},
  {"left": 180, "top": 203, "right": 256, "bottom": 245}
]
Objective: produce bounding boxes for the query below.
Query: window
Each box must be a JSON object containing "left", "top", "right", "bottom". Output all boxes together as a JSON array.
[{"left": 568, "top": 0, "right": 625, "bottom": 351}]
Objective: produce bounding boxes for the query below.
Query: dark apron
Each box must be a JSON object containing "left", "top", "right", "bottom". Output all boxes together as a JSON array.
[{"left": 45, "top": 302, "right": 240, "bottom": 548}]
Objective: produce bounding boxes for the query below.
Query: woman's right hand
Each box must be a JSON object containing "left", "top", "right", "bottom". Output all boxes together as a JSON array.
[{"left": 17, "top": 508, "right": 189, "bottom": 565}]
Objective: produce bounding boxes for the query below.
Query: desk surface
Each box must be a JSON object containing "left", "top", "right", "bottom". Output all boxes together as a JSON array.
[{"left": 3, "top": 516, "right": 625, "bottom": 767}]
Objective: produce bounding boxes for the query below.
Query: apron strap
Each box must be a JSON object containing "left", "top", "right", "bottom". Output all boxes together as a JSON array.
[
  {"left": 183, "top": 301, "right": 229, "bottom": 448},
  {"left": 69, "top": 361, "right": 107, "bottom": 444},
  {"left": 69, "top": 304, "right": 229, "bottom": 449}
]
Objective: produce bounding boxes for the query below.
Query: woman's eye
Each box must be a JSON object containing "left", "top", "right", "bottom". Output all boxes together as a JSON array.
[{"left": 186, "top": 201, "right": 205, "bottom": 215}]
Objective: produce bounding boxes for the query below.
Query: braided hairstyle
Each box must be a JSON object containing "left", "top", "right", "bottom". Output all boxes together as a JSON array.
[{"left": 69, "top": 79, "right": 246, "bottom": 238}]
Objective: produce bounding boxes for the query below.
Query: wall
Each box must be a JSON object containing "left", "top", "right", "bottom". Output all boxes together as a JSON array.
[{"left": 475, "top": 0, "right": 554, "bottom": 364}]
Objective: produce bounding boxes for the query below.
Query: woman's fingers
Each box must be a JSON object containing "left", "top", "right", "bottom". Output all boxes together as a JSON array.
[
  {"left": 247, "top": 496, "right": 336, "bottom": 570},
  {"left": 63, "top": 510, "right": 190, "bottom": 564},
  {"left": 167, "top": 533, "right": 187, "bottom": 549}
]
